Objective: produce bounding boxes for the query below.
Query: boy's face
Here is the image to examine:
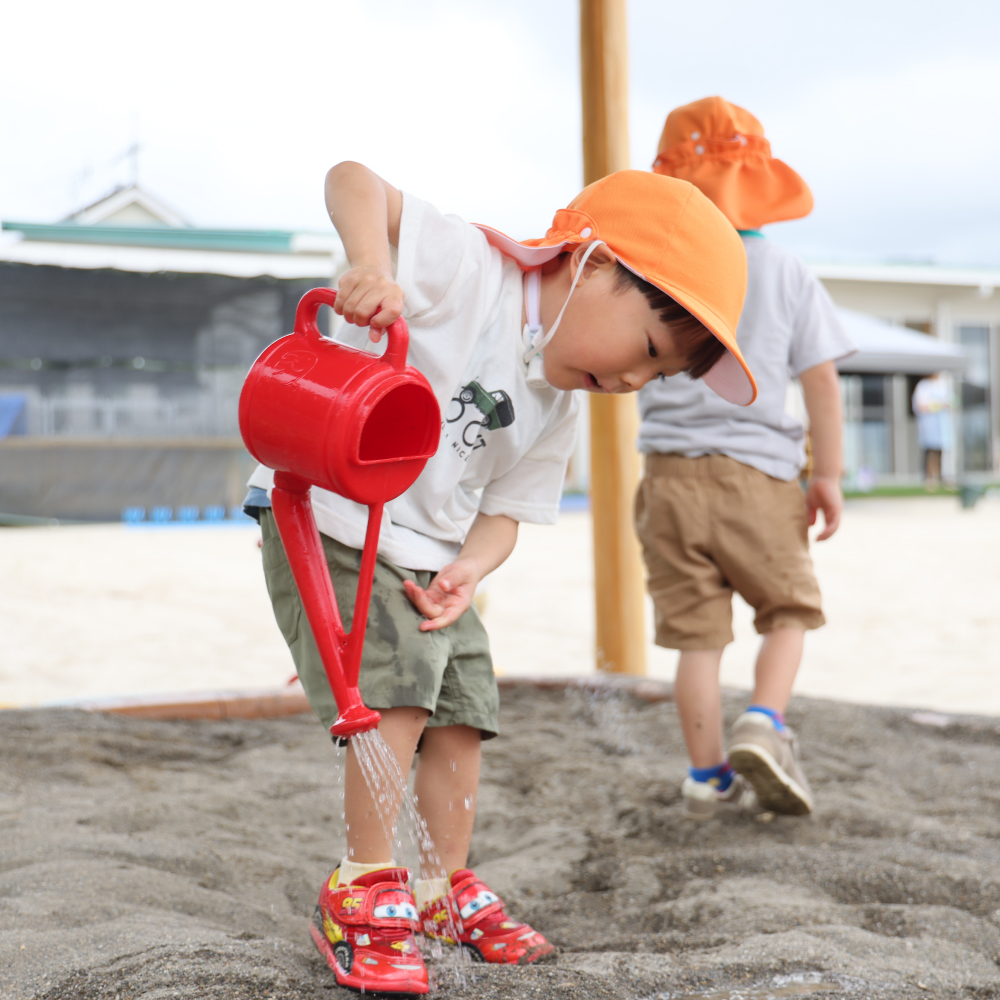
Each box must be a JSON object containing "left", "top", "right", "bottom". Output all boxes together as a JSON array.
[{"left": 540, "top": 247, "right": 700, "bottom": 394}]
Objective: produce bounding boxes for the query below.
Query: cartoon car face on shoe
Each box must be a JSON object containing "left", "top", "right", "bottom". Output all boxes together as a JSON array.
[
  {"left": 456, "top": 885, "right": 500, "bottom": 920},
  {"left": 372, "top": 888, "right": 419, "bottom": 922}
]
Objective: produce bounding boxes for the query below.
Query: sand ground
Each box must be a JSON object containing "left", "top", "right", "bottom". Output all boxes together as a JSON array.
[
  {"left": 2, "top": 686, "right": 999, "bottom": 1000},
  {"left": 3, "top": 498, "right": 999, "bottom": 999},
  {"left": 1, "top": 495, "right": 998, "bottom": 716}
]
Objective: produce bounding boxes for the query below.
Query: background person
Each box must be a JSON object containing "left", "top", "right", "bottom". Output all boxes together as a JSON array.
[
  {"left": 912, "top": 372, "right": 951, "bottom": 488},
  {"left": 636, "top": 97, "right": 856, "bottom": 820}
]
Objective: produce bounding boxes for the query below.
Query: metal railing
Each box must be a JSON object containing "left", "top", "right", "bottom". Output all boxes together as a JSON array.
[{"left": 3, "top": 391, "right": 242, "bottom": 438}]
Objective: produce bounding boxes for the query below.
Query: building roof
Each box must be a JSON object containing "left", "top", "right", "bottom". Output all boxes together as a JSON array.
[
  {"left": 811, "top": 259, "right": 1000, "bottom": 292},
  {"left": 0, "top": 182, "right": 344, "bottom": 280},
  {"left": 2, "top": 213, "right": 342, "bottom": 280},
  {"left": 836, "top": 309, "right": 968, "bottom": 375},
  {"left": 65, "top": 185, "right": 190, "bottom": 228},
  {"left": 3, "top": 220, "right": 317, "bottom": 254},
  {"left": 0, "top": 236, "right": 342, "bottom": 280}
]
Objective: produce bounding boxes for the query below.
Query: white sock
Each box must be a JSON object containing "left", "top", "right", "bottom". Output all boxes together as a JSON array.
[
  {"left": 414, "top": 876, "right": 450, "bottom": 910},
  {"left": 336, "top": 858, "right": 395, "bottom": 886}
]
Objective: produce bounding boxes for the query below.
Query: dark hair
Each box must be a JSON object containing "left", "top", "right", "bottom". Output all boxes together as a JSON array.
[{"left": 612, "top": 263, "right": 726, "bottom": 380}]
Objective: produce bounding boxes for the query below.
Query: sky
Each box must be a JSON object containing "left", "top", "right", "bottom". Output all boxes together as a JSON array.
[{"left": 3, "top": 0, "right": 1000, "bottom": 265}]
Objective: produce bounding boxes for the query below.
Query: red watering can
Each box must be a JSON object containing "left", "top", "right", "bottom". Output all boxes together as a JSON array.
[{"left": 239, "top": 288, "right": 441, "bottom": 738}]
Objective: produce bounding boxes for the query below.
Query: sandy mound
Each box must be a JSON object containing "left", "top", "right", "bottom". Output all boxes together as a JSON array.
[{"left": 2, "top": 685, "right": 999, "bottom": 999}]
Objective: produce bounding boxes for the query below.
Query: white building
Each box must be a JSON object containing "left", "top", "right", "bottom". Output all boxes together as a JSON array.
[
  {"left": 816, "top": 261, "right": 999, "bottom": 483},
  {"left": 0, "top": 185, "right": 345, "bottom": 520},
  {"left": 566, "top": 260, "right": 993, "bottom": 495}
]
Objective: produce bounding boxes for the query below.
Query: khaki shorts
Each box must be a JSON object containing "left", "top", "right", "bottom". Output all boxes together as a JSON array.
[
  {"left": 260, "top": 509, "right": 499, "bottom": 738},
  {"left": 635, "top": 454, "right": 825, "bottom": 650}
]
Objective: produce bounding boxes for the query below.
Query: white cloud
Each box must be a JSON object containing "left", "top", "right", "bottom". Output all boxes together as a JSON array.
[
  {"left": 2, "top": 0, "right": 999, "bottom": 262},
  {"left": 768, "top": 57, "right": 1000, "bottom": 199},
  {"left": 761, "top": 57, "right": 1000, "bottom": 262},
  {"left": 0, "top": 0, "right": 582, "bottom": 237}
]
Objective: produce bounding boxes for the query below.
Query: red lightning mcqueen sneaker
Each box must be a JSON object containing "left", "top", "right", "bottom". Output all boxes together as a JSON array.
[
  {"left": 309, "top": 867, "right": 429, "bottom": 995},
  {"left": 419, "top": 868, "right": 554, "bottom": 964}
]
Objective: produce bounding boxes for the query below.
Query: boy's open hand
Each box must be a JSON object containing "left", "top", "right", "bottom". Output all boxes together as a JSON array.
[
  {"left": 336, "top": 265, "right": 404, "bottom": 339},
  {"left": 403, "top": 559, "right": 481, "bottom": 632},
  {"left": 805, "top": 476, "right": 842, "bottom": 541}
]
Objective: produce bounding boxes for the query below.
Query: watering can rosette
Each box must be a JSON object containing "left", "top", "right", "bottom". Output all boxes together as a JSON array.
[{"left": 239, "top": 288, "right": 441, "bottom": 738}]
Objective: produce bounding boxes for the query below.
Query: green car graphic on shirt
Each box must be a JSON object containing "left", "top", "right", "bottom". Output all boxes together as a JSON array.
[{"left": 456, "top": 382, "right": 515, "bottom": 431}]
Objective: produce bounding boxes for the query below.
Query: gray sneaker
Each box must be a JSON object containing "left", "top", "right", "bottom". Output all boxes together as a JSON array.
[
  {"left": 728, "top": 712, "right": 814, "bottom": 816},
  {"left": 681, "top": 772, "right": 757, "bottom": 821}
]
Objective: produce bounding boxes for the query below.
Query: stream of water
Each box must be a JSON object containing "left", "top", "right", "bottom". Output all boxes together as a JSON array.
[{"left": 337, "top": 728, "right": 475, "bottom": 985}]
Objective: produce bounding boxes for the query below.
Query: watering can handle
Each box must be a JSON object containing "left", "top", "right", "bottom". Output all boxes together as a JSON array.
[{"left": 294, "top": 287, "right": 410, "bottom": 370}]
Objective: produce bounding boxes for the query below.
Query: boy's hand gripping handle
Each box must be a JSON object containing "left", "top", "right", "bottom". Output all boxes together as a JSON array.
[
  {"left": 294, "top": 287, "right": 409, "bottom": 369},
  {"left": 269, "top": 286, "right": 414, "bottom": 739}
]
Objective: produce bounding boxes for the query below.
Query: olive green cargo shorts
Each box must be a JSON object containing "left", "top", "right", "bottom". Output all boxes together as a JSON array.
[{"left": 260, "top": 510, "right": 499, "bottom": 738}]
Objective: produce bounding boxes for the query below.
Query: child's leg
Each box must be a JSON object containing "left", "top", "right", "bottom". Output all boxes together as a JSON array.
[
  {"left": 412, "top": 725, "right": 552, "bottom": 964},
  {"left": 730, "top": 626, "right": 814, "bottom": 816},
  {"left": 344, "top": 716, "right": 482, "bottom": 873},
  {"left": 674, "top": 647, "right": 725, "bottom": 768},
  {"left": 413, "top": 724, "right": 481, "bottom": 877},
  {"left": 344, "top": 706, "right": 430, "bottom": 864},
  {"left": 927, "top": 448, "right": 942, "bottom": 484},
  {"left": 749, "top": 626, "right": 805, "bottom": 715}
]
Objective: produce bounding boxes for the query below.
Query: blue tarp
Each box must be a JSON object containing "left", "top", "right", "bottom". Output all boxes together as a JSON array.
[{"left": 0, "top": 395, "right": 26, "bottom": 438}]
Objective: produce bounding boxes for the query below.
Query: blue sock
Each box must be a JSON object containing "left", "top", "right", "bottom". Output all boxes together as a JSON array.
[
  {"left": 689, "top": 761, "right": 734, "bottom": 792},
  {"left": 746, "top": 704, "right": 785, "bottom": 731}
]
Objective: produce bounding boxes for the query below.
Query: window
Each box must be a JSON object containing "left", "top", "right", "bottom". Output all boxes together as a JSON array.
[
  {"left": 841, "top": 373, "right": 893, "bottom": 482},
  {"left": 860, "top": 374, "right": 893, "bottom": 474},
  {"left": 957, "top": 325, "right": 991, "bottom": 473}
]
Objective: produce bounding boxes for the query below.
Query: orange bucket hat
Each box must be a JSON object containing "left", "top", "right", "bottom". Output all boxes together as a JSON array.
[
  {"left": 652, "top": 96, "right": 813, "bottom": 232},
  {"left": 474, "top": 170, "right": 756, "bottom": 405}
]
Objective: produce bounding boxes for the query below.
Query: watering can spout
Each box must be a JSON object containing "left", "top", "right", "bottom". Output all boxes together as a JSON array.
[
  {"left": 269, "top": 478, "right": 383, "bottom": 739},
  {"left": 239, "top": 288, "right": 441, "bottom": 741}
]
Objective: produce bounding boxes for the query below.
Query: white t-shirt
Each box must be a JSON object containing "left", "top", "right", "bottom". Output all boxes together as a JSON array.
[
  {"left": 637, "top": 235, "right": 856, "bottom": 481},
  {"left": 248, "top": 193, "right": 580, "bottom": 571}
]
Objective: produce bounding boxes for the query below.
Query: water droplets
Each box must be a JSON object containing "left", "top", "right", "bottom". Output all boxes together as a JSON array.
[
  {"left": 348, "top": 729, "right": 474, "bottom": 984},
  {"left": 565, "top": 681, "right": 646, "bottom": 756}
]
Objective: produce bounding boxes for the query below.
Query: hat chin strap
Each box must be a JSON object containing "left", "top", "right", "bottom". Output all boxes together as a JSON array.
[{"left": 523, "top": 240, "right": 606, "bottom": 389}]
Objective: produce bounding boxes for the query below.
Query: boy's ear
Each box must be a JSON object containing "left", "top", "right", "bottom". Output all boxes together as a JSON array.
[{"left": 570, "top": 242, "right": 617, "bottom": 283}]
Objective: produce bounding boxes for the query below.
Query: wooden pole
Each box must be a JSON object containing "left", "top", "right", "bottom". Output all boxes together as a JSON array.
[
  {"left": 580, "top": 0, "right": 646, "bottom": 675},
  {"left": 580, "top": 0, "right": 630, "bottom": 180}
]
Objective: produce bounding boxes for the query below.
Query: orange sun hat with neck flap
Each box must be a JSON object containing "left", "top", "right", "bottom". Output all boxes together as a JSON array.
[
  {"left": 474, "top": 169, "right": 756, "bottom": 406},
  {"left": 653, "top": 96, "right": 813, "bottom": 232}
]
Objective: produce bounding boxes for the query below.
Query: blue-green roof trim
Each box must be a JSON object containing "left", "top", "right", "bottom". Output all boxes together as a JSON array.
[{"left": 1, "top": 221, "right": 296, "bottom": 254}]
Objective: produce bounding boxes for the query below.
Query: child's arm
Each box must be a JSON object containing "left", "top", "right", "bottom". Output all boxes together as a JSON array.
[
  {"left": 403, "top": 513, "right": 519, "bottom": 631},
  {"left": 799, "top": 360, "right": 843, "bottom": 542},
  {"left": 324, "top": 161, "right": 404, "bottom": 335}
]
